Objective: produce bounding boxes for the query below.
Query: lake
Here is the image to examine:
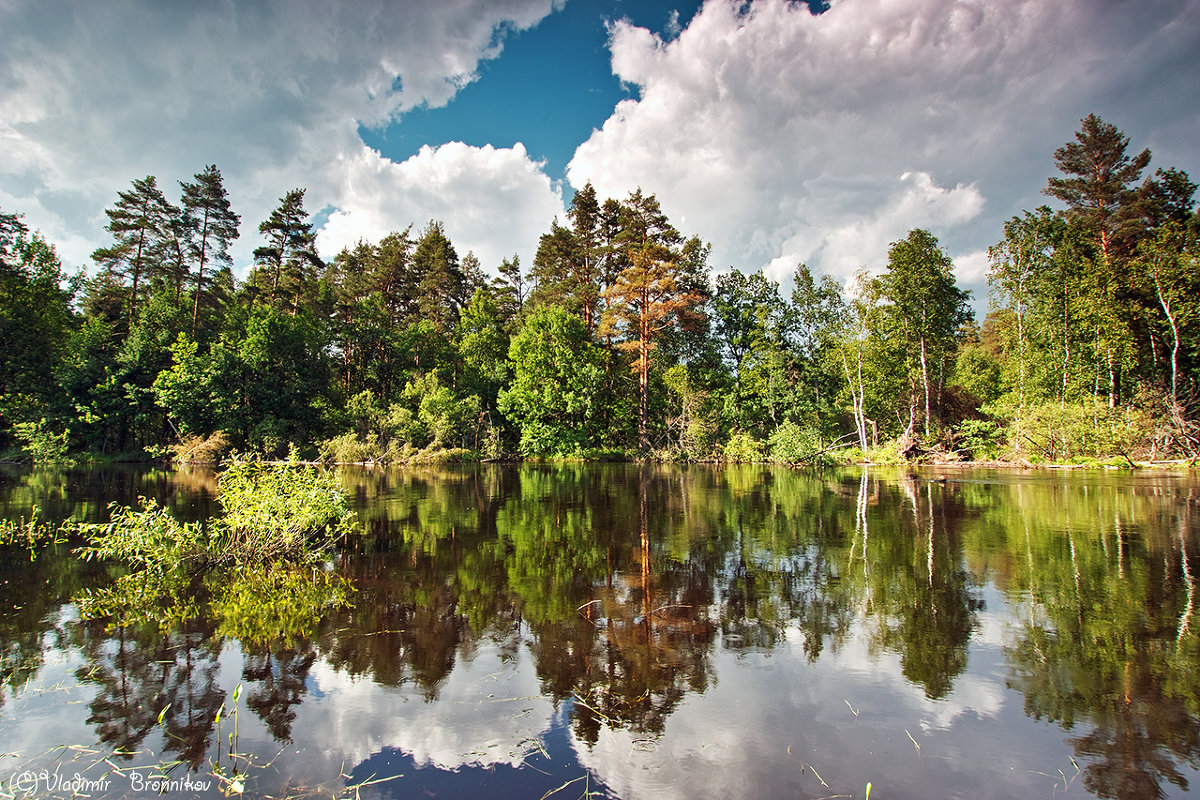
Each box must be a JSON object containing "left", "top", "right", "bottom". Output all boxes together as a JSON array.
[{"left": 0, "top": 463, "right": 1197, "bottom": 799}]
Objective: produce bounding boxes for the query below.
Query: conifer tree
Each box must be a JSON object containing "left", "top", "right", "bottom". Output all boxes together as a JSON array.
[
  {"left": 180, "top": 165, "right": 239, "bottom": 331},
  {"left": 91, "top": 175, "right": 176, "bottom": 327},
  {"left": 251, "top": 188, "right": 321, "bottom": 313},
  {"left": 601, "top": 190, "right": 704, "bottom": 451}
]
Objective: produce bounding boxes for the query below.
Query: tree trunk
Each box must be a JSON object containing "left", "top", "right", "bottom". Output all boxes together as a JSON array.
[
  {"left": 638, "top": 338, "right": 650, "bottom": 451},
  {"left": 1154, "top": 273, "right": 1180, "bottom": 408},
  {"left": 920, "top": 336, "right": 931, "bottom": 439}
]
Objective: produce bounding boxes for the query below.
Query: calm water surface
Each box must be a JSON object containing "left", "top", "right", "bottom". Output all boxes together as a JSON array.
[{"left": 0, "top": 464, "right": 1197, "bottom": 800}]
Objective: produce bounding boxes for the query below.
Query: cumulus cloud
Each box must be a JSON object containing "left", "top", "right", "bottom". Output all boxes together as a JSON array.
[
  {"left": 568, "top": 0, "right": 1200, "bottom": 293},
  {"left": 574, "top": 630, "right": 1014, "bottom": 800},
  {"left": 292, "top": 644, "right": 557, "bottom": 772},
  {"left": 317, "top": 141, "right": 564, "bottom": 270},
  {"left": 0, "top": 0, "right": 565, "bottom": 270}
]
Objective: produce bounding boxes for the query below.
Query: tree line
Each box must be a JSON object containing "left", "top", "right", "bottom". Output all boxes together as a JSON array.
[{"left": 1, "top": 114, "right": 1197, "bottom": 463}]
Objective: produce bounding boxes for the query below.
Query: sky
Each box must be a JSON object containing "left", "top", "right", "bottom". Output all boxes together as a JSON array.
[{"left": 2, "top": 0, "right": 1198, "bottom": 307}]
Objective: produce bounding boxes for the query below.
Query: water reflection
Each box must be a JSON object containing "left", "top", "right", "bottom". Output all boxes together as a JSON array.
[{"left": 0, "top": 465, "right": 1196, "bottom": 798}]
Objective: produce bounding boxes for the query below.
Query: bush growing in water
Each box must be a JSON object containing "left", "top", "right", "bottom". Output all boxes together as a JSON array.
[
  {"left": 73, "top": 457, "right": 358, "bottom": 630},
  {"left": 78, "top": 456, "right": 357, "bottom": 569},
  {"left": 212, "top": 456, "right": 358, "bottom": 563}
]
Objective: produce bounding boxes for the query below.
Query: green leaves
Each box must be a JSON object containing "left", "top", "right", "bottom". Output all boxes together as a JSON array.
[
  {"left": 70, "top": 459, "right": 358, "bottom": 633},
  {"left": 498, "top": 305, "right": 606, "bottom": 457}
]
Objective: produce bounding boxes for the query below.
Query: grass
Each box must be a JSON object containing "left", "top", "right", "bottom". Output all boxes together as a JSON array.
[{"left": 0, "top": 509, "right": 68, "bottom": 560}]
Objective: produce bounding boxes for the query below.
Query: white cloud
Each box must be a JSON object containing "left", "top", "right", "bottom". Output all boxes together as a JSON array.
[
  {"left": 568, "top": 0, "right": 1200, "bottom": 296},
  {"left": 293, "top": 643, "right": 557, "bottom": 771},
  {"left": 952, "top": 249, "right": 991, "bottom": 288},
  {"left": 573, "top": 627, "right": 1015, "bottom": 800},
  {"left": 0, "top": 0, "right": 564, "bottom": 273},
  {"left": 318, "top": 141, "right": 564, "bottom": 271}
]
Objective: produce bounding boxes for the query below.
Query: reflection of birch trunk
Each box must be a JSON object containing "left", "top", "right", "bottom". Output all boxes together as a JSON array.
[
  {"left": 855, "top": 470, "right": 871, "bottom": 606},
  {"left": 901, "top": 475, "right": 919, "bottom": 527},
  {"left": 1068, "top": 526, "right": 1082, "bottom": 626},
  {"left": 1024, "top": 515, "right": 1035, "bottom": 626},
  {"left": 927, "top": 484, "right": 934, "bottom": 590},
  {"left": 1180, "top": 510, "right": 1195, "bottom": 643},
  {"left": 1115, "top": 513, "right": 1124, "bottom": 579}
]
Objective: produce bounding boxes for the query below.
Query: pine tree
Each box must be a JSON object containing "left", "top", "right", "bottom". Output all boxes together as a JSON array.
[
  {"left": 1045, "top": 114, "right": 1150, "bottom": 263},
  {"left": 600, "top": 190, "right": 704, "bottom": 450},
  {"left": 91, "top": 176, "right": 176, "bottom": 327},
  {"left": 251, "top": 188, "right": 321, "bottom": 313},
  {"left": 180, "top": 165, "right": 239, "bottom": 331},
  {"left": 412, "top": 221, "right": 466, "bottom": 333}
]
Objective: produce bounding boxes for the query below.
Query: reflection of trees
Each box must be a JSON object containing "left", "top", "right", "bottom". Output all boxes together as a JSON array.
[
  {"left": 320, "top": 467, "right": 518, "bottom": 699},
  {"left": 1003, "top": 484, "right": 1200, "bottom": 799},
  {"left": 868, "top": 478, "right": 982, "bottom": 699},
  {"left": 0, "top": 464, "right": 220, "bottom": 525},
  {"left": 718, "top": 468, "right": 857, "bottom": 660},
  {"left": 0, "top": 543, "right": 91, "bottom": 708},
  {"left": 552, "top": 467, "right": 717, "bottom": 744},
  {"left": 12, "top": 461, "right": 1200, "bottom": 800},
  {"left": 241, "top": 642, "right": 315, "bottom": 744},
  {"left": 73, "top": 620, "right": 224, "bottom": 765}
]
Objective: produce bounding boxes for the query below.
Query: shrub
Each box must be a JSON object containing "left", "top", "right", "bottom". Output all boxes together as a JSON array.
[
  {"left": 768, "top": 421, "right": 825, "bottom": 465},
  {"left": 73, "top": 457, "right": 359, "bottom": 630},
  {"left": 76, "top": 456, "right": 357, "bottom": 570},
  {"left": 172, "top": 431, "right": 231, "bottom": 463},
  {"left": 723, "top": 430, "right": 766, "bottom": 463},
  {"left": 12, "top": 418, "right": 72, "bottom": 463},
  {"left": 0, "top": 509, "right": 67, "bottom": 560},
  {"left": 212, "top": 456, "right": 358, "bottom": 563},
  {"left": 318, "top": 431, "right": 379, "bottom": 463},
  {"left": 955, "top": 418, "right": 1005, "bottom": 460},
  {"left": 1015, "top": 401, "right": 1152, "bottom": 462}
]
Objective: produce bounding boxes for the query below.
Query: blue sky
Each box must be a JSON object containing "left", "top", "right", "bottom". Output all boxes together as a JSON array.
[
  {"left": 363, "top": 0, "right": 707, "bottom": 182},
  {"left": 1, "top": 0, "right": 1197, "bottom": 300}
]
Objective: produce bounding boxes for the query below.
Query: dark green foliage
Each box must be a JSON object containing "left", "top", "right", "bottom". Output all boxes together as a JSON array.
[
  {"left": 0, "top": 214, "right": 74, "bottom": 450},
  {"left": 180, "top": 165, "right": 240, "bottom": 331},
  {"left": 249, "top": 188, "right": 322, "bottom": 312},
  {"left": 3, "top": 118, "right": 1198, "bottom": 464},
  {"left": 91, "top": 175, "right": 180, "bottom": 329},
  {"left": 498, "top": 305, "right": 606, "bottom": 457},
  {"left": 413, "top": 220, "right": 469, "bottom": 333}
]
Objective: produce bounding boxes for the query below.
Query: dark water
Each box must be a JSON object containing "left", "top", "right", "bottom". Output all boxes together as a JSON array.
[{"left": 0, "top": 463, "right": 1197, "bottom": 800}]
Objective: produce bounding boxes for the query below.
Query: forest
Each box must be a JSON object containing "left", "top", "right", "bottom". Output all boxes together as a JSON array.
[{"left": 1, "top": 114, "right": 1197, "bottom": 466}]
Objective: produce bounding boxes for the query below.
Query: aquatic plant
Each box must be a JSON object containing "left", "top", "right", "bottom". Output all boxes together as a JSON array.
[
  {"left": 71, "top": 457, "right": 358, "bottom": 630},
  {"left": 0, "top": 509, "right": 67, "bottom": 560}
]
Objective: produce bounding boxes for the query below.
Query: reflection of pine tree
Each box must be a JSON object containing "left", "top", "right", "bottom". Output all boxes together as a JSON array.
[
  {"left": 565, "top": 468, "right": 717, "bottom": 743},
  {"left": 242, "top": 644, "right": 316, "bottom": 743},
  {"left": 317, "top": 469, "right": 511, "bottom": 699},
  {"left": 76, "top": 624, "right": 163, "bottom": 755},
  {"left": 157, "top": 623, "right": 225, "bottom": 765},
  {"left": 0, "top": 544, "right": 85, "bottom": 704},
  {"left": 75, "top": 621, "right": 225, "bottom": 764}
]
